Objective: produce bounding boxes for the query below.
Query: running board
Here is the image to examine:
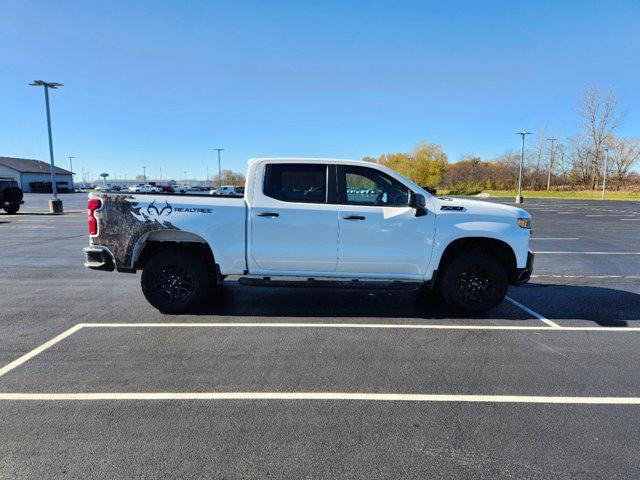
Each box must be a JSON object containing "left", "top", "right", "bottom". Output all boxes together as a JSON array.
[{"left": 238, "top": 277, "right": 424, "bottom": 291}]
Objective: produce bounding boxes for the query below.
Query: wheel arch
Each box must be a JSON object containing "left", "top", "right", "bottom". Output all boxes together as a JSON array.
[
  {"left": 435, "top": 236, "right": 518, "bottom": 285},
  {"left": 131, "top": 230, "right": 218, "bottom": 277}
]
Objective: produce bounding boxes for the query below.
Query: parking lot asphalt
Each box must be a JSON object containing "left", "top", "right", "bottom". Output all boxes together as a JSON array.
[{"left": 1, "top": 193, "right": 640, "bottom": 479}]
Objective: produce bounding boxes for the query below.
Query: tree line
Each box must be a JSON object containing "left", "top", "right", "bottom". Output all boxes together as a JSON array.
[{"left": 364, "top": 88, "right": 640, "bottom": 194}]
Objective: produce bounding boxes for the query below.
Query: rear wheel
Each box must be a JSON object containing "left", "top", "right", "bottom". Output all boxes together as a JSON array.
[
  {"left": 3, "top": 204, "right": 19, "bottom": 214},
  {"left": 141, "top": 249, "right": 209, "bottom": 313},
  {"left": 437, "top": 252, "right": 508, "bottom": 313}
]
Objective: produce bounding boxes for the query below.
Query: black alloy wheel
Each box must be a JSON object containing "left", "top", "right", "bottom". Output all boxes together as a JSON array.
[
  {"left": 437, "top": 252, "right": 508, "bottom": 313},
  {"left": 153, "top": 264, "right": 195, "bottom": 303},
  {"left": 141, "top": 249, "right": 210, "bottom": 313}
]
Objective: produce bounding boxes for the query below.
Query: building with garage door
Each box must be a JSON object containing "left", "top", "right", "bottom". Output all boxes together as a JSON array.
[{"left": 0, "top": 156, "right": 74, "bottom": 192}]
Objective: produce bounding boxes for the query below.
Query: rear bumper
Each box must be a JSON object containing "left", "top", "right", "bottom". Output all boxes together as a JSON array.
[
  {"left": 83, "top": 246, "right": 115, "bottom": 272},
  {"left": 513, "top": 250, "right": 534, "bottom": 286}
]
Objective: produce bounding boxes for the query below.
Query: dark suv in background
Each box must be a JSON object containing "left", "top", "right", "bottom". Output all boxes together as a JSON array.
[{"left": 0, "top": 178, "right": 24, "bottom": 214}]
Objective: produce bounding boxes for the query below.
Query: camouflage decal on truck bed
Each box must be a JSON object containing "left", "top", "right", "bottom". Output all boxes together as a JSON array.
[{"left": 91, "top": 194, "right": 179, "bottom": 269}]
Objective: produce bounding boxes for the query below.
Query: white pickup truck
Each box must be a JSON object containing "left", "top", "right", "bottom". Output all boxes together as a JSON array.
[{"left": 84, "top": 158, "right": 533, "bottom": 313}]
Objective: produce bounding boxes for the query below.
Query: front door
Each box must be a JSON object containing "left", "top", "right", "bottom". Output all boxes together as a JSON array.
[
  {"left": 336, "top": 165, "right": 435, "bottom": 277},
  {"left": 249, "top": 162, "right": 339, "bottom": 273}
]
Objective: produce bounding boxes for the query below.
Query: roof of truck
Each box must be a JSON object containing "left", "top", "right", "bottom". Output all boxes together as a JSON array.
[{"left": 248, "top": 157, "right": 370, "bottom": 166}]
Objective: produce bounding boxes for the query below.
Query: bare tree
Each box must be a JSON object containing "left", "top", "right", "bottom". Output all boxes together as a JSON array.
[
  {"left": 609, "top": 137, "right": 640, "bottom": 189},
  {"left": 528, "top": 126, "right": 547, "bottom": 190},
  {"left": 578, "top": 87, "right": 623, "bottom": 189}
]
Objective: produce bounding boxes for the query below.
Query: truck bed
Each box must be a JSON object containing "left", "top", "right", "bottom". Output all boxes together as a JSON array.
[{"left": 89, "top": 192, "right": 247, "bottom": 273}]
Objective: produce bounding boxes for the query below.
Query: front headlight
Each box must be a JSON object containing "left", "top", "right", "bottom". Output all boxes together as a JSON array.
[{"left": 517, "top": 217, "right": 531, "bottom": 229}]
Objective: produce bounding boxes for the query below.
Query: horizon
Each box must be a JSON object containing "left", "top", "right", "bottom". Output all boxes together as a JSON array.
[{"left": 2, "top": 0, "right": 639, "bottom": 181}]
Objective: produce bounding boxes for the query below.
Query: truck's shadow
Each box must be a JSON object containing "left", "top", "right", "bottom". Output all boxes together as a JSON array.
[
  {"left": 509, "top": 283, "right": 640, "bottom": 327},
  {"left": 190, "top": 281, "right": 640, "bottom": 326}
]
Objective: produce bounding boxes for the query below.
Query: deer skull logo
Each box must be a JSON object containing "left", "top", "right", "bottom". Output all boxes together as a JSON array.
[{"left": 147, "top": 200, "right": 173, "bottom": 216}]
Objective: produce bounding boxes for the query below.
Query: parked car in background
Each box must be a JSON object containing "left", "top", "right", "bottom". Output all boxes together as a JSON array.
[
  {"left": 0, "top": 177, "right": 24, "bottom": 214},
  {"left": 130, "top": 184, "right": 161, "bottom": 193},
  {"left": 94, "top": 184, "right": 112, "bottom": 192},
  {"left": 210, "top": 185, "right": 244, "bottom": 196}
]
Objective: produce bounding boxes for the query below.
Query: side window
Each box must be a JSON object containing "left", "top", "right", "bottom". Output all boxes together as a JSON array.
[
  {"left": 342, "top": 166, "right": 410, "bottom": 207},
  {"left": 264, "top": 163, "right": 327, "bottom": 204}
]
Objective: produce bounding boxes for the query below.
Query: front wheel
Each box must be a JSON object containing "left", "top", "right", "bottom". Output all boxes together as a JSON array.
[
  {"left": 437, "top": 252, "right": 508, "bottom": 313},
  {"left": 3, "top": 204, "right": 19, "bottom": 214},
  {"left": 141, "top": 249, "right": 210, "bottom": 313}
]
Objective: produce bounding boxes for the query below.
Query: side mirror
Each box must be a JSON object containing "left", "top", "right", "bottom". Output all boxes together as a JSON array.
[
  {"left": 408, "top": 193, "right": 428, "bottom": 217},
  {"left": 409, "top": 193, "right": 426, "bottom": 208}
]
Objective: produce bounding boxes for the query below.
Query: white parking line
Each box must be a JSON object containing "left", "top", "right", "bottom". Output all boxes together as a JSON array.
[
  {"left": 504, "top": 296, "right": 560, "bottom": 328},
  {"left": 81, "top": 322, "right": 640, "bottom": 331},
  {"left": 0, "top": 324, "right": 83, "bottom": 378},
  {"left": 530, "top": 238, "right": 579, "bottom": 241},
  {"left": 3, "top": 321, "right": 640, "bottom": 381},
  {"left": 534, "top": 251, "right": 640, "bottom": 255},
  {"left": 621, "top": 218, "right": 640, "bottom": 221},
  {"left": 532, "top": 274, "right": 640, "bottom": 279},
  {"left": 1, "top": 392, "right": 640, "bottom": 404}
]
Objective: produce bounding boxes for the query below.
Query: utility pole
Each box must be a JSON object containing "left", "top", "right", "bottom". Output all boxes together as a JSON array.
[
  {"left": 160, "top": 167, "right": 163, "bottom": 181},
  {"left": 546, "top": 137, "right": 557, "bottom": 191},
  {"left": 68, "top": 156, "right": 75, "bottom": 191},
  {"left": 184, "top": 171, "right": 187, "bottom": 186},
  {"left": 142, "top": 166, "right": 147, "bottom": 181},
  {"left": 602, "top": 147, "right": 609, "bottom": 200},
  {"left": 213, "top": 148, "right": 224, "bottom": 188},
  {"left": 30, "top": 80, "right": 63, "bottom": 213},
  {"left": 516, "top": 132, "right": 532, "bottom": 204}
]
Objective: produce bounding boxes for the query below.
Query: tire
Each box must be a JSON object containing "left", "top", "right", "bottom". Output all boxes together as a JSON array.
[
  {"left": 3, "top": 204, "right": 19, "bottom": 214},
  {"left": 141, "top": 248, "right": 210, "bottom": 313},
  {"left": 437, "top": 252, "right": 508, "bottom": 313}
]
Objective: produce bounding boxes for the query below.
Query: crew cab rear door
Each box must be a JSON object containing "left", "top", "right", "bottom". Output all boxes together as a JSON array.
[
  {"left": 336, "top": 165, "right": 435, "bottom": 277},
  {"left": 248, "top": 162, "right": 339, "bottom": 273}
]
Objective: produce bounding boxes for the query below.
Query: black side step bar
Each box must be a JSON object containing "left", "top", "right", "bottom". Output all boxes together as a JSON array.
[{"left": 237, "top": 277, "right": 423, "bottom": 291}]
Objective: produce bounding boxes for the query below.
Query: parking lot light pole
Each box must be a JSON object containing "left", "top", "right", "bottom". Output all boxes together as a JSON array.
[
  {"left": 516, "top": 132, "right": 532, "bottom": 204},
  {"left": 602, "top": 147, "right": 609, "bottom": 200},
  {"left": 142, "top": 166, "right": 147, "bottom": 181},
  {"left": 214, "top": 148, "right": 224, "bottom": 189},
  {"left": 30, "top": 80, "right": 63, "bottom": 213}
]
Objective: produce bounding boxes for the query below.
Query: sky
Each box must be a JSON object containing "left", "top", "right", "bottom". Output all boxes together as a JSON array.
[{"left": 1, "top": 0, "right": 639, "bottom": 182}]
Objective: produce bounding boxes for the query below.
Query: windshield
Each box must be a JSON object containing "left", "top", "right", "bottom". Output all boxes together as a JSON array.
[{"left": 0, "top": 180, "right": 19, "bottom": 189}]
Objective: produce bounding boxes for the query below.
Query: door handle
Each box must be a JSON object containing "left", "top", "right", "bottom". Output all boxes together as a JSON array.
[
  {"left": 343, "top": 215, "right": 365, "bottom": 220},
  {"left": 257, "top": 212, "right": 279, "bottom": 217}
]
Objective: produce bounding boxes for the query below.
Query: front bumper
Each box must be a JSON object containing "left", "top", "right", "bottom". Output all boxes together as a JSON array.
[
  {"left": 513, "top": 250, "right": 534, "bottom": 285},
  {"left": 83, "top": 246, "right": 115, "bottom": 272}
]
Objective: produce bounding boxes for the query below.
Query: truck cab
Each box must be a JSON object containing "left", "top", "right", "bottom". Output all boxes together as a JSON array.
[{"left": 84, "top": 158, "right": 533, "bottom": 314}]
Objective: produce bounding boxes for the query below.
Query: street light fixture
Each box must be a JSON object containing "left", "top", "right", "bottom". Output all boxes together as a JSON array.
[
  {"left": 30, "top": 80, "right": 63, "bottom": 213},
  {"left": 213, "top": 148, "right": 224, "bottom": 189},
  {"left": 516, "top": 132, "right": 532, "bottom": 204}
]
